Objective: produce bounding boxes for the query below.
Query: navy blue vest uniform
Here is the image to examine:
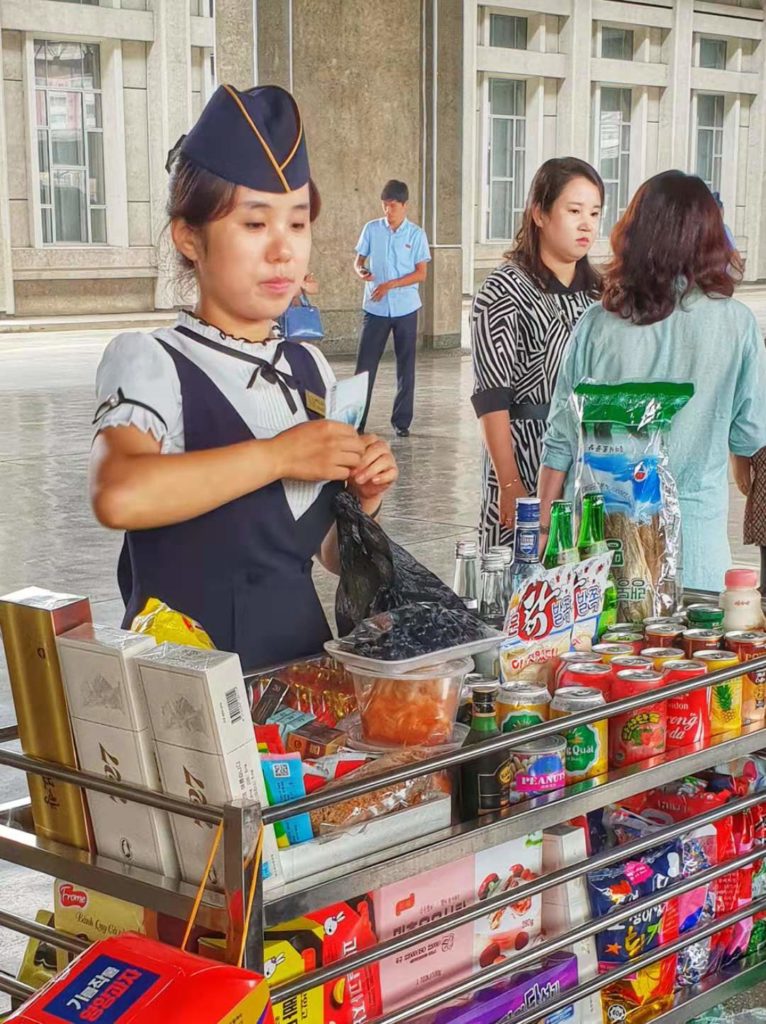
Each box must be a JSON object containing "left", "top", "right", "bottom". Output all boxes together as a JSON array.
[{"left": 118, "top": 328, "right": 341, "bottom": 671}]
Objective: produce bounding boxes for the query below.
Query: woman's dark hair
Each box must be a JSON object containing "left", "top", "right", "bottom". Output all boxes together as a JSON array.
[
  {"left": 167, "top": 154, "right": 321, "bottom": 271},
  {"left": 506, "top": 157, "right": 604, "bottom": 296},
  {"left": 602, "top": 170, "right": 742, "bottom": 325}
]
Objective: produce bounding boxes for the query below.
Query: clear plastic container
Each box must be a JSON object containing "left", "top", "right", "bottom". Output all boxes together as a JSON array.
[
  {"left": 720, "top": 568, "right": 765, "bottom": 632},
  {"left": 348, "top": 657, "right": 473, "bottom": 747}
]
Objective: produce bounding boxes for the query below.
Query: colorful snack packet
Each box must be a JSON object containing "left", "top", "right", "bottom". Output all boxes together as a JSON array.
[
  {"left": 131, "top": 597, "right": 215, "bottom": 649},
  {"left": 261, "top": 753, "right": 313, "bottom": 847}
]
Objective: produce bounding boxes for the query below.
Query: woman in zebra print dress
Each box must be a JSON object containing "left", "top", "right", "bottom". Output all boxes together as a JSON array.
[{"left": 471, "top": 158, "right": 604, "bottom": 551}]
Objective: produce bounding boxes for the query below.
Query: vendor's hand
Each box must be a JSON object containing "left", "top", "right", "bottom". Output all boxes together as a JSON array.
[
  {"left": 499, "top": 480, "right": 528, "bottom": 531},
  {"left": 271, "top": 420, "right": 366, "bottom": 482},
  {"left": 371, "top": 281, "right": 392, "bottom": 303},
  {"left": 355, "top": 265, "right": 372, "bottom": 281},
  {"left": 348, "top": 434, "right": 398, "bottom": 502},
  {"left": 732, "top": 454, "right": 753, "bottom": 497}
]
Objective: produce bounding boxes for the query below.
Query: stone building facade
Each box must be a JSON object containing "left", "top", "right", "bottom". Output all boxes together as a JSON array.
[{"left": 0, "top": 0, "right": 764, "bottom": 351}]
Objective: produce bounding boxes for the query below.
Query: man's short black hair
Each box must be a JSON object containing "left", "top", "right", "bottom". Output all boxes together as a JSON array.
[{"left": 381, "top": 179, "right": 409, "bottom": 203}]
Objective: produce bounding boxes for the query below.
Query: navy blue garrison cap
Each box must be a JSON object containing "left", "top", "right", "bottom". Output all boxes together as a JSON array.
[{"left": 179, "top": 84, "right": 309, "bottom": 193}]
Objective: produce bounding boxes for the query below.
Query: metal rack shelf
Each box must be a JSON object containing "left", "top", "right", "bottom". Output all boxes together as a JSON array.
[{"left": 1, "top": 644, "right": 766, "bottom": 1022}]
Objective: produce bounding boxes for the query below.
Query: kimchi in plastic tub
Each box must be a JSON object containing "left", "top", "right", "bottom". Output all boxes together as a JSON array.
[{"left": 348, "top": 657, "right": 473, "bottom": 747}]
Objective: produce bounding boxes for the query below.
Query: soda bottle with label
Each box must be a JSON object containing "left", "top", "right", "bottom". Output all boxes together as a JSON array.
[
  {"left": 578, "top": 492, "right": 618, "bottom": 635},
  {"left": 543, "top": 500, "right": 577, "bottom": 569},
  {"left": 509, "top": 497, "right": 542, "bottom": 595},
  {"left": 460, "top": 686, "right": 510, "bottom": 820}
]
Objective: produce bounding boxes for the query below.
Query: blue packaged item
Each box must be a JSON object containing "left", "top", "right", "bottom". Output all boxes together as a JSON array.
[{"left": 261, "top": 753, "right": 313, "bottom": 846}]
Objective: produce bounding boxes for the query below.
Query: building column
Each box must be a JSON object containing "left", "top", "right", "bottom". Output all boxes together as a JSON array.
[
  {"left": 146, "top": 0, "right": 193, "bottom": 309},
  {"left": 745, "top": 32, "right": 766, "bottom": 281},
  {"left": 0, "top": 9, "right": 15, "bottom": 314},
  {"left": 557, "top": 0, "right": 592, "bottom": 158},
  {"left": 659, "top": 0, "right": 693, "bottom": 169},
  {"left": 215, "top": 0, "right": 256, "bottom": 88},
  {"left": 253, "top": 0, "right": 291, "bottom": 90},
  {"left": 421, "top": 0, "right": 463, "bottom": 350}
]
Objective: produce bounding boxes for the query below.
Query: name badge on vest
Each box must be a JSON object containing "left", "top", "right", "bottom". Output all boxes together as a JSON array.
[{"left": 304, "top": 390, "right": 326, "bottom": 418}]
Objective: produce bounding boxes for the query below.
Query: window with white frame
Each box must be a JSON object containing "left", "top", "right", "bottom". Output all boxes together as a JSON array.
[
  {"left": 593, "top": 87, "right": 631, "bottom": 237},
  {"left": 489, "top": 13, "right": 528, "bottom": 50},
  {"left": 699, "top": 37, "right": 727, "bottom": 70},
  {"left": 487, "top": 78, "right": 526, "bottom": 241},
  {"left": 601, "top": 26, "right": 634, "bottom": 60},
  {"left": 34, "top": 40, "right": 106, "bottom": 244},
  {"left": 695, "top": 94, "right": 724, "bottom": 194}
]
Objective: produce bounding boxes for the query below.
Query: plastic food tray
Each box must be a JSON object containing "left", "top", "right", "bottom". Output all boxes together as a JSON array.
[{"left": 324, "top": 631, "right": 504, "bottom": 674}]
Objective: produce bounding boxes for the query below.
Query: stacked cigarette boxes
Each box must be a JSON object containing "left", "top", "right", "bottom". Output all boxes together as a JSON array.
[
  {"left": 542, "top": 823, "right": 600, "bottom": 1024},
  {"left": 136, "top": 643, "right": 281, "bottom": 890},
  {"left": 56, "top": 623, "right": 179, "bottom": 878}
]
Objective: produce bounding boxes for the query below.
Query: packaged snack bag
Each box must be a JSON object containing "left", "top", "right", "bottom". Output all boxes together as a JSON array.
[
  {"left": 500, "top": 564, "right": 576, "bottom": 688},
  {"left": 573, "top": 381, "right": 693, "bottom": 622},
  {"left": 131, "top": 597, "right": 215, "bottom": 649}
]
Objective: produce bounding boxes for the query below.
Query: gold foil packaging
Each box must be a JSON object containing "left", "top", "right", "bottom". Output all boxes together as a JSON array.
[{"left": 0, "top": 587, "right": 92, "bottom": 850}]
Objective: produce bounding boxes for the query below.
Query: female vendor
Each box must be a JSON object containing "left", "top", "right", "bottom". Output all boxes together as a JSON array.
[{"left": 89, "top": 84, "right": 398, "bottom": 669}]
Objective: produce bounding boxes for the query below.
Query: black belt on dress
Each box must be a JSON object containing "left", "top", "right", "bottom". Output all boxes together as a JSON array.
[{"left": 509, "top": 402, "right": 550, "bottom": 421}]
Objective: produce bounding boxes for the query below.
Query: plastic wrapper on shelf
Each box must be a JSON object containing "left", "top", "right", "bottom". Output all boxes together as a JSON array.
[
  {"left": 248, "top": 656, "right": 356, "bottom": 727},
  {"left": 333, "top": 490, "right": 468, "bottom": 636},
  {"left": 573, "top": 381, "right": 693, "bottom": 623},
  {"left": 336, "top": 602, "right": 491, "bottom": 662},
  {"left": 309, "top": 747, "right": 452, "bottom": 834},
  {"left": 130, "top": 596, "right": 215, "bottom": 649}
]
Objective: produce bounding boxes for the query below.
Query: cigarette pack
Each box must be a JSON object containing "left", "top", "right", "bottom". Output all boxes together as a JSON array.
[
  {"left": 56, "top": 624, "right": 178, "bottom": 877},
  {"left": 136, "top": 644, "right": 281, "bottom": 889},
  {"left": 285, "top": 722, "right": 346, "bottom": 759},
  {"left": 0, "top": 587, "right": 92, "bottom": 849},
  {"left": 5, "top": 932, "right": 274, "bottom": 1024}
]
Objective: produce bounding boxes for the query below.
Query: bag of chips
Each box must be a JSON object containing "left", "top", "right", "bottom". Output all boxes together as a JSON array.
[
  {"left": 573, "top": 381, "right": 693, "bottom": 623},
  {"left": 131, "top": 597, "right": 215, "bottom": 649}
]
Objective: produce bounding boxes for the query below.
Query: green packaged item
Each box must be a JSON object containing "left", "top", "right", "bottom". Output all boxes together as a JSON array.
[{"left": 574, "top": 381, "right": 694, "bottom": 624}]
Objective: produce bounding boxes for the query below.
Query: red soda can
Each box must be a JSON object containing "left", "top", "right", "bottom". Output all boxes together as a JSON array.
[
  {"left": 558, "top": 661, "right": 614, "bottom": 700},
  {"left": 663, "top": 659, "right": 710, "bottom": 748},
  {"left": 610, "top": 655, "right": 653, "bottom": 691},
  {"left": 644, "top": 623, "right": 685, "bottom": 648},
  {"left": 602, "top": 632, "right": 645, "bottom": 656},
  {"left": 610, "top": 670, "right": 667, "bottom": 767},
  {"left": 683, "top": 628, "right": 725, "bottom": 659},
  {"left": 554, "top": 651, "right": 602, "bottom": 689}
]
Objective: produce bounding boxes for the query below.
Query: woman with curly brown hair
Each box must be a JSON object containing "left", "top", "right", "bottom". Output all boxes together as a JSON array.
[{"left": 539, "top": 170, "right": 766, "bottom": 591}]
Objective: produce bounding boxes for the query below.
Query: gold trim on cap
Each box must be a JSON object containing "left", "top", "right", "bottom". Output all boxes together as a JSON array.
[{"left": 223, "top": 84, "right": 304, "bottom": 192}]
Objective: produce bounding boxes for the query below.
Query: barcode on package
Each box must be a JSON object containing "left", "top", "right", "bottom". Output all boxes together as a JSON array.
[{"left": 225, "top": 687, "right": 243, "bottom": 724}]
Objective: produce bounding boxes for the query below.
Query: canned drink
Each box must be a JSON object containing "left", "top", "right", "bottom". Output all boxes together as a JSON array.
[
  {"left": 610, "top": 656, "right": 653, "bottom": 689},
  {"left": 695, "top": 650, "right": 743, "bottom": 735},
  {"left": 507, "top": 736, "right": 566, "bottom": 802},
  {"left": 643, "top": 616, "right": 674, "bottom": 627},
  {"left": 683, "top": 628, "right": 726, "bottom": 659},
  {"left": 615, "top": 622, "right": 645, "bottom": 633},
  {"left": 725, "top": 631, "right": 766, "bottom": 725},
  {"left": 663, "top": 660, "right": 710, "bottom": 748},
  {"left": 550, "top": 687, "right": 608, "bottom": 782},
  {"left": 602, "top": 632, "right": 645, "bottom": 656},
  {"left": 686, "top": 605, "right": 725, "bottom": 629},
  {"left": 592, "top": 643, "right": 634, "bottom": 663},
  {"left": 496, "top": 683, "right": 551, "bottom": 733},
  {"left": 644, "top": 623, "right": 684, "bottom": 648},
  {"left": 640, "top": 646, "right": 686, "bottom": 672},
  {"left": 554, "top": 651, "right": 602, "bottom": 688},
  {"left": 610, "top": 670, "right": 667, "bottom": 767},
  {"left": 557, "top": 660, "right": 613, "bottom": 700}
]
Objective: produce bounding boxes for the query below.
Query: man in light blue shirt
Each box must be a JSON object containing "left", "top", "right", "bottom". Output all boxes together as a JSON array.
[{"left": 354, "top": 179, "right": 431, "bottom": 436}]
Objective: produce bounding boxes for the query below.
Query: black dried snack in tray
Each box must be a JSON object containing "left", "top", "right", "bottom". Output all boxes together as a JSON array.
[{"left": 337, "top": 602, "right": 491, "bottom": 662}]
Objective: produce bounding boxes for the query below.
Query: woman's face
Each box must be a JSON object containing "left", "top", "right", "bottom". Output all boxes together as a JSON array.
[
  {"left": 534, "top": 176, "right": 602, "bottom": 264},
  {"left": 178, "top": 182, "right": 312, "bottom": 324}
]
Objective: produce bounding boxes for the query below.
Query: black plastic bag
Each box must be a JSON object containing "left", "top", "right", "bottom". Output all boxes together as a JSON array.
[{"left": 334, "top": 491, "right": 467, "bottom": 636}]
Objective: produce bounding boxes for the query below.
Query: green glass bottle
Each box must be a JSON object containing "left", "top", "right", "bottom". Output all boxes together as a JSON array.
[
  {"left": 542, "top": 500, "right": 577, "bottom": 569},
  {"left": 459, "top": 686, "right": 510, "bottom": 820},
  {"left": 578, "top": 492, "right": 618, "bottom": 635}
]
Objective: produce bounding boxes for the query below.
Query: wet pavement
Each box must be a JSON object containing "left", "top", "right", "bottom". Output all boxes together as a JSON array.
[{"left": 0, "top": 313, "right": 762, "bottom": 1007}]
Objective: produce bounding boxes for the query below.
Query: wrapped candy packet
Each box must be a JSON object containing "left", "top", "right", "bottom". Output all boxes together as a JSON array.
[{"left": 131, "top": 597, "right": 215, "bottom": 649}]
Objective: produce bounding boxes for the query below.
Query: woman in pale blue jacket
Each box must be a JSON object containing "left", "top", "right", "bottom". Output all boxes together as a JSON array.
[{"left": 539, "top": 171, "right": 766, "bottom": 592}]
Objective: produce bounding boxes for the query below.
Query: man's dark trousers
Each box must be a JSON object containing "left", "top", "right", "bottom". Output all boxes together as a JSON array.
[{"left": 356, "top": 310, "right": 418, "bottom": 432}]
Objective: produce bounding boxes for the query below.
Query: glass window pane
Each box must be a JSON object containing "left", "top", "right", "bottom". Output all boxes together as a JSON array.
[
  {"left": 491, "top": 119, "right": 511, "bottom": 178},
  {"left": 621, "top": 122, "right": 631, "bottom": 151},
  {"left": 35, "top": 90, "right": 47, "bottom": 127},
  {"left": 84, "top": 93, "right": 102, "bottom": 130},
  {"left": 48, "top": 91, "right": 82, "bottom": 132},
  {"left": 490, "top": 180, "right": 512, "bottom": 239},
  {"left": 514, "top": 150, "right": 525, "bottom": 211},
  {"left": 603, "top": 182, "right": 618, "bottom": 234},
  {"left": 489, "top": 14, "right": 528, "bottom": 50},
  {"left": 83, "top": 45, "right": 101, "bottom": 90},
  {"left": 51, "top": 129, "right": 85, "bottom": 167},
  {"left": 490, "top": 79, "right": 512, "bottom": 116},
  {"left": 697, "top": 94, "right": 724, "bottom": 128},
  {"left": 45, "top": 41, "right": 84, "bottom": 89},
  {"left": 700, "top": 37, "right": 726, "bottom": 70},
  {"left": 34, "top": 42, "right": 47, "bottom": 88},
  {"left": 697, "top": 129, "right": 713, "bottom": 184},
  {"left": 41, "top": 207, "right": 53, "bottom": 243},
  {"left": 37, "top": 130, "right": 51, "bottom": 204},
  {"left": 714, "top": 95, "right": 724, "bottom": 127},
  {"left": 620, "top": 88, "right": 632, "bottom": 121},
  {"left": 601, "top": 26, "right": 634, "bottom": 61},
  {"left": 87, "top": 132, "right": 105, "bottom": 205},
  {"left": 54, "top": 168, "right": 87, "bottom": 241},
  {"left": 90, "top": 207, "right": 106, "bottom": 244},
  {"left": 601, "top": 87, "right": 621, "bottom": 114}
]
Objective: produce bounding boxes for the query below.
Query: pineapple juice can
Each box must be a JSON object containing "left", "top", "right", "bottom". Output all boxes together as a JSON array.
[
  {"left": 725, "top": 631, "right": 766, "bottom": 725},
  {"left": 695, "top": 650, "right": 743, "bottom": 735}
]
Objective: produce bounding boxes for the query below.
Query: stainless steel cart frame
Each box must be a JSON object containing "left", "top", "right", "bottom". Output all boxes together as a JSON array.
[{"left": 2, "top": 629, "right": 766, "bottom": 1021}]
